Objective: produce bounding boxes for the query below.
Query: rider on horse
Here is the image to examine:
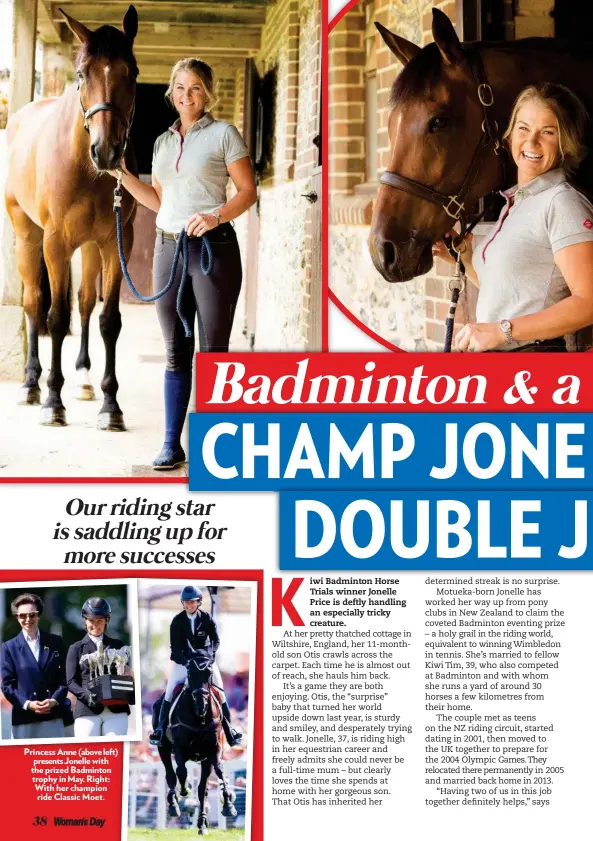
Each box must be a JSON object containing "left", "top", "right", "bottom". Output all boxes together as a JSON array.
[{"left": 149, "top": 585, "right": 242, "bottom": 748}]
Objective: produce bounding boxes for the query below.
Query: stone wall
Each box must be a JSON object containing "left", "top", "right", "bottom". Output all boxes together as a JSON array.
[{"left": 254, "top": 178, "right": 313, "bottom": 350}]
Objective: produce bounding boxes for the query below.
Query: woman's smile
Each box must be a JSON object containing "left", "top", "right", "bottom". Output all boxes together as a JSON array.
[
  {"left": 511, "top": 101, "right": 560, "bottom": 185},
  {"left": 173, "top": 71, "right": 207, "bottom": 120}
]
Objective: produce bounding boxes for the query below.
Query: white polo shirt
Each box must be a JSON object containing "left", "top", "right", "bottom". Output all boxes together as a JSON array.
[
  {"left": 152, "top": 112, "right": 249, "bottom": 232},
  {"left": 473, "top": 168, "right": 593, "bottom": 349}
]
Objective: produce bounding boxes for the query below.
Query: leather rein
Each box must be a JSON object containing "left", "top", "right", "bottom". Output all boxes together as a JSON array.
[{"left": 380, "top": 46, "right": 503, "bottom": 240}]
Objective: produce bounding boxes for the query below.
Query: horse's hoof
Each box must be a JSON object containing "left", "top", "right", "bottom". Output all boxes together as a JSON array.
[
  {"left": 97, "top": 411, "right": 126, "bottom": 431},
  {"left": 222, "top": 803, "right": 237, "bottom": 819},
  {"left": 73, "top": 383, "right": 96, "bottom": 401},
  {"left": 167, "top": 801, "right": 180, "bottom": 818},
  {"left": 17, "top": 386, "right": 41, "bottom": 405},
  {"left": 198, "top": 827, "right": 208, "bottom": 836},
  {"left": 40, "top": 406, "right": 67, "bottom": 426}
]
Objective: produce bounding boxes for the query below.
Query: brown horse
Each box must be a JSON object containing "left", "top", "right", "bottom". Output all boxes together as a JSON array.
[
  {"left": 5, "top": 6, "right": 138, "bottom": 429},
  {"left": 370, "top": 9, "right": 593, "bottom": 283}
]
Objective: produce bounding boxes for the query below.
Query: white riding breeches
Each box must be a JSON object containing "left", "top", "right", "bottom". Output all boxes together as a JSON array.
[
  {"left": 165, "top": 661, "right": 223, "bottom": 702},
  {"left": 74, "top": 708, "right": 129, "bottom": 737}
]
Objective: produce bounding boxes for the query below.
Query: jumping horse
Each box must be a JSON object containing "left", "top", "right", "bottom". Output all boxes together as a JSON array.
[
  {"left": 370, "top": 9, "right": 593, "bottom": 284},
  {"left": 152, "top": 649, "right": 237, "bottom": 835},
  {"left": 5, "top": 7, "right": 138, "bottom": 428}
]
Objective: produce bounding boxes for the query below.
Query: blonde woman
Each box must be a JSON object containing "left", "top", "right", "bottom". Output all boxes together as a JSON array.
[
  {"left": 434, "top": 82, "right": 593, "bottom": 353},
  {"left": 114, "top": 59, "right": 256, "bottom": 467}
]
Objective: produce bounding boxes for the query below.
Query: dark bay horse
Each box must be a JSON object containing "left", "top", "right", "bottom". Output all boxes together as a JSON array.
[
  {"left": 153, "top": 650, "right": 237, "bottom": 834},
  {"left": 5, "top": 7, "right": 138, "bottom": 428},
  {"left": 370, "top": 8, "right": 593, "bottom": 283}
]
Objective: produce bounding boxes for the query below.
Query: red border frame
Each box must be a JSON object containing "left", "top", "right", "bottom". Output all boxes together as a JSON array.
[{"left": 0, "top": 568, "right": 264, "bottom": 841}]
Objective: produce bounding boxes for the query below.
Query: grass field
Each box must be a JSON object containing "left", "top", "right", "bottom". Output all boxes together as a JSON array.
[{"left": 129, "top": 829, "right": 244, "bottom": 841}]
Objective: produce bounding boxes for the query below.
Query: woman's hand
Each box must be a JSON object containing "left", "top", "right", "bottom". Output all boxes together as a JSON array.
[
  {"left": 186, "top": 212, "right": 219, "bottom": 237},
  {"left": 107, "top": 162, "right": 127, "bottom": 179},
  {"left": 29, "top": 700, "right": 50, "bottom": 714},
  {"left": 454, "top": 321, "right": 506, "bottom": 353},
  {"left": 432, "top": 232, "right": 474, "bottom": 266}
]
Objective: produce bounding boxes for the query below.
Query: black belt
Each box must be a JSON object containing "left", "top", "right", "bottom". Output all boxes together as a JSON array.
[
  {"left": 508, "top": 338, "right": 567, "bottom": 353},
  {"left": 156, "top": 223, "right": 233, "bottom": 243},
  {"left": 487, "top": 338, "right": 567, "bottom": 354}
]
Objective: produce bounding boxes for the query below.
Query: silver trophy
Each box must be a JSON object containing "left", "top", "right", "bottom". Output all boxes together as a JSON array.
[{"left": 84, "top": 643, "right": 135, "bottom": 706}]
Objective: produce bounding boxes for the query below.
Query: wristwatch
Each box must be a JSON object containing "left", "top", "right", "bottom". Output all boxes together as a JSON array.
[
  {"left": 213, "top": 210, "right": 222, "bottom": 226},
  {"left": 500, "top": 319, "right": 513, "bottom": 344}
]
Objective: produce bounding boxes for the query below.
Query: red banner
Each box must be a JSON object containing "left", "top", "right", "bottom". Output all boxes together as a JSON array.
[{"left": 195, "top": 352, "right": 589, "bottom": 413}]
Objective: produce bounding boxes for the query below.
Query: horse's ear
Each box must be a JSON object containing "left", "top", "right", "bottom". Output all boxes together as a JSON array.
[
  {"left": 123, "top": 5, "right": 138, "bottom": 43},
  {"left": 58, "top": 8, "right": 92, "bottom": 44},
  {"left": 375, "top": 22, "right": 420, "bottom": 67},
  {"left": 432, "top": 8, "right": 463, "bottom": 66}
]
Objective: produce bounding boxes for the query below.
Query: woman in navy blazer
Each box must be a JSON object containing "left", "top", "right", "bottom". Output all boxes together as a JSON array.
[
  {"left": 66, "top": 597, "right": 130, "bottom": 738},
  {"left": 0, "top": 593, "right": 67, "bottom": 739}
]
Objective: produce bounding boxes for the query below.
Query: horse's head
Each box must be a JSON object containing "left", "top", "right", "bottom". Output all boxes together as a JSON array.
[
  {"left": 186, "top": 650, "right": 213, "bottom": 720},
  {"left": 60, "top": 5, "right": 139, "bottom": 171},
  {"left": 369, "top": 9, "right": 502, "bottom": 282}
]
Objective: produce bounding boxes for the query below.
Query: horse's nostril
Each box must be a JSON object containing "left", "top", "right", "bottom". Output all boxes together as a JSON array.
[
  {"left": 380, "top": 238, "right": 398, "bottom": 272},
  {"left": 90, "top": 143, "right": 98, "bottom": 162},
  {"left": 109, "top": 145, "right": 122, "bottom": 168}
]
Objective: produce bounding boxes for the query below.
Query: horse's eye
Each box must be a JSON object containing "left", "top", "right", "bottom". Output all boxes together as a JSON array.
[{"left": 428, "top": 116, "right": 448, "bottom": 132}]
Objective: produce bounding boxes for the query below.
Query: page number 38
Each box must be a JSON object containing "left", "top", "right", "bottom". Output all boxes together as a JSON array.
[{"left": 33, "top": 817, "right": 47, "bottom": 826}]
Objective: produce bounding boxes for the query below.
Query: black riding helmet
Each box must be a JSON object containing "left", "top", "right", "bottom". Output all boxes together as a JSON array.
[{"left": 81, "top": 597, "right": 112, "bottom": 620}]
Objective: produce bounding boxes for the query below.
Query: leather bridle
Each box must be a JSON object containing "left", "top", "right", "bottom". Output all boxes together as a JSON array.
[
  {"left": 77, "top": 77, "right": 135, "bottom": 152},
  {"left": 380, "top": 46, "right": 504, "bottom": 238}
]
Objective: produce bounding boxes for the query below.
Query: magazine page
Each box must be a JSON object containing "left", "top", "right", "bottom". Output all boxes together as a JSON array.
[{"left": 2, "top": 1, "right": 593, "bottom": 841}]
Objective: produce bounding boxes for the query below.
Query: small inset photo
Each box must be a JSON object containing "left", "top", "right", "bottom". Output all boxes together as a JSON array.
[
  {"left": 0, "top": 579, "right": 141, "bottom": 743},
  {"left": 129, "top": 581, "right": 256, "bottom": 839}
]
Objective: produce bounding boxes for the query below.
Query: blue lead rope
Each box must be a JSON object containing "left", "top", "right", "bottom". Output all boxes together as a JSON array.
[{"left": 114, "top": 181, "right": 213, "bottom": 338}]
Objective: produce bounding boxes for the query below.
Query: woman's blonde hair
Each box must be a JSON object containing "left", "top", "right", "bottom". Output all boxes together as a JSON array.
[
  {"left": 165, "top": 58, "right": 218, "bottom": 112},
  {"left": 503, "top": 82, "right": 589, "bottom": 177}
]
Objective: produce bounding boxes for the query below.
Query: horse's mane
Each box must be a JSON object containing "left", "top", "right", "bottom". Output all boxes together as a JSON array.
[
  {"left": 76, "top": 25, "right": 138, "bottom": 76},
  {"left": 389, "top": 37, "right": 593, "bottom": 110}
]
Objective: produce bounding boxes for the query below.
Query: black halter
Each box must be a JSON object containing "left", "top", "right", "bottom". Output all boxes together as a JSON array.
[{"left": 380, "top": 46, "right": 504, "bottom": 236}]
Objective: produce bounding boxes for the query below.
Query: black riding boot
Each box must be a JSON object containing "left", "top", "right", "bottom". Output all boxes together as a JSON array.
[
  {"left": 150, "top": 699, "right": 172, "bottom": 746},
  {"left": 221, "top": 701, "right": 242, "bottom": 747}
]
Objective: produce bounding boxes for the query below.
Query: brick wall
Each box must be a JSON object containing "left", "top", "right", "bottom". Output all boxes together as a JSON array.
[
  {"left": 233, "top": 66, "right": 246, "bottom": 135},
  {"left": 329, "top": 5, "right": 365, "bottom": 196},
  {"left": 214, "top": 75, "right": 236, "bottom": 123}
]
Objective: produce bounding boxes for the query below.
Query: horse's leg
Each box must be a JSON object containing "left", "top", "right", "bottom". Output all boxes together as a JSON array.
[
  {"left": 173, "top": 743, "right": 190, "bottom": 797},
  {"left": 197, "top": 760, "right": 211, "bottom": 835},
  {"left": 213, "top": 756, "right": 237, "bottom": 819},
  {"left": 96, "top": 223, "right": 132, "bottom": 431},
  {"left": 40, "top": 231, "right": 72, "bottom": 425},
  {"left": 6, "top": 198, "right": 44, "bottom": 405},
  {"left": 157, "top": 742, "right": 180, "bottom": 818},
  {"left": 73, "top": 241, "right": 101, "bottom": 401}
]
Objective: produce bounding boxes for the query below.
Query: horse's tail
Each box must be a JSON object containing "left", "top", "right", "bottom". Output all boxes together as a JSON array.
[{"left": 39, "top": 247, "right": 72, "bottom": 335}]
